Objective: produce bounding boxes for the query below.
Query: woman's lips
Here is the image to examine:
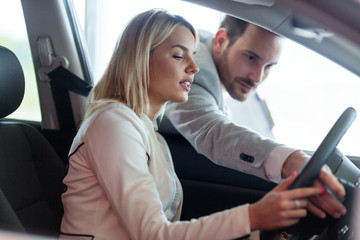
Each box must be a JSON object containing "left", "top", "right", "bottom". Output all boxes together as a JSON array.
[{"left": 179, "top": 79, "right": 193, "bottom": 91}]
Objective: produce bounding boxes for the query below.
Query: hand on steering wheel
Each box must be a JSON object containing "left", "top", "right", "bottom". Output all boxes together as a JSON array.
[
  {"left": 248, "top": 171, "right": 326, "bottom": 231},
  {"left": 306, "top": 165, "right": 346, "bottom": 219},
  {"left": 287, "top": 107, "right": 356, "bottom": 219}
]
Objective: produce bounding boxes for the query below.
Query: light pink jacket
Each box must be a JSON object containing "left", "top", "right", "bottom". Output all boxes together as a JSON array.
[{"left": 60, "top": 103, "right": 251, "bottom": 240}]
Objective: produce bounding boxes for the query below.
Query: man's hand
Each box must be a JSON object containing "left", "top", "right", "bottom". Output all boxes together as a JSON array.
[{"left": 281, "top": 150, "right": 346, "bottom": 219}]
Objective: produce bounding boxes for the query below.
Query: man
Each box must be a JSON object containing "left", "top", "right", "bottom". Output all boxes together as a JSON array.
[{"left": 161, "top": 15, "right": 346, "bottom": 220}]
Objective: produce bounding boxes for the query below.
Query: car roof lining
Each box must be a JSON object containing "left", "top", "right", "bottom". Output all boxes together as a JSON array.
[{"left": 182, "top": 0, "right": 360, "bottom": 77}]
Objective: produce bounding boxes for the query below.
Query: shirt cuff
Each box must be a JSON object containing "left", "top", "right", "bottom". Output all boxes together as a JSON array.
[{"left": 264, "top": 145, "right": 298, "bottom": 183}]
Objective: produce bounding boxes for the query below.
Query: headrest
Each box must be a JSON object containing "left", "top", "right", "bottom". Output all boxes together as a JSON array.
[{"left": 0, "top": 46, "right": 25, "bottom": 119}]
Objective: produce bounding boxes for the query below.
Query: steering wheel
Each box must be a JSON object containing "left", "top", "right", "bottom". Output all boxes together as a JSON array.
[
  {"left": 289, "top": 107, "right": 357, "bottom": 189},
  {"left": 261, "top": 107, "right": 357, "bottom": 240}
]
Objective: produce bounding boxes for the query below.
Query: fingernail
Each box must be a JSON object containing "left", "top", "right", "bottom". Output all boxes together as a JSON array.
[
  {"left": 333, "top": 212, "right": 341, "bottom": 219},
  {"left": 320, "top": 188, "right": 327, "bottom": 194},
  {"left": 280, "top": 232, "right": 289, "bottom": 239},
  {"left": 338, "top": 190, "right": 346, "bottom": 197},
  {"left": 291, "top": 171, "right": 297, "bottom": 178},
  {"left": 341, "top": 208, "right": 347, "bottom": 215}
]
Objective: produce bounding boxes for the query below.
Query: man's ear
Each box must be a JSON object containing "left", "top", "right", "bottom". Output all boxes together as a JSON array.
[{"left": 213, "top": 28, "right": 229, "bottom": 56}]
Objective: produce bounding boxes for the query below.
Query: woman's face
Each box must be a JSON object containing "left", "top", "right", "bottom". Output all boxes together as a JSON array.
[{"left": 148, "top": 25, "right": 199, "bottom": 109}]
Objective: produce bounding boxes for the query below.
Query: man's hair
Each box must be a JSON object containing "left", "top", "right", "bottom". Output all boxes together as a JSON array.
[
  {"left": 85, "top": 9, "right": 198, "bottom": 119},
  {"left": 219, "top": 15, "right": 250, "bottom": 48}
]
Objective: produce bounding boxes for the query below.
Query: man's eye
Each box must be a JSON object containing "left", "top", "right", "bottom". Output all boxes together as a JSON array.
[
  {"left": 248, "top": 55, "right": 255, "bottom": 61},
  {"left": 265, "top": 64, "right": 274, "bottom": 70}
]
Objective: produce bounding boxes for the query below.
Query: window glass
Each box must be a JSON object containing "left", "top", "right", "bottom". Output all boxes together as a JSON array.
[
  {"left": 0, "top": 0, "right": 41, "bottom": 121},
  {"left": 73, "top": 0, "right": 360, "bottom": 157},
  {"left": 261, "top": 40, "right": 360, "bottom": 156},
  {"left": 73, "top": 0, "right": 223, "bottom": 83}
]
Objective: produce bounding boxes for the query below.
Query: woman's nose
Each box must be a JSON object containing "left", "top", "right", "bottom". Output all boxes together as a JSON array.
[{"left": 186, "top": 59, "right": 199, "bottom": 74}]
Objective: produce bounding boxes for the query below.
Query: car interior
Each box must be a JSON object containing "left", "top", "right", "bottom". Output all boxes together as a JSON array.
[
  {"left": 0, "top": 46, "right": 66, "bottom": 237},
  {"left": 0, "top": 0, "right": 360, "bottom": 239}
]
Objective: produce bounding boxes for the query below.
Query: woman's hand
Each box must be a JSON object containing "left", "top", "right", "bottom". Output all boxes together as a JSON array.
[
  {"left": 281, "top": 151, "right": 346, "bottom": 219},
  {"left": 248, "top": 172, "right": 326, "bottom": 231}
]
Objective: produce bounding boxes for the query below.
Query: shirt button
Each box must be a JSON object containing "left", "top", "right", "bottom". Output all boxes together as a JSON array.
[{"left": 240, "top": 153, "right": 254, "bottom": 163}]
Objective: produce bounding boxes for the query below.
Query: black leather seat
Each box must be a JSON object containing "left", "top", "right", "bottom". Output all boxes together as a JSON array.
[{"left": 0, "top": 46, "right": 66, "bottom": 237}]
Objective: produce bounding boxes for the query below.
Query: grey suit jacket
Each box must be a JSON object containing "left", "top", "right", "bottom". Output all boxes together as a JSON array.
[{"left": 161, "top": 32, "right": 289, "bottom": 181}]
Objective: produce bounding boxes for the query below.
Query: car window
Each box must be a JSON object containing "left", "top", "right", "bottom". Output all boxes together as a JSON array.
[
  {"left": 72, "top": 0, "right": 223, "bottom": 83},
  {"left": 260, "top": 40, "right": 360, "bottom": 156},
  {"left": 73, "top": 0, "right": 360, "bottom": 157},
  {"left": 0, "top": 0, "right": 41, "bottom": 122}
]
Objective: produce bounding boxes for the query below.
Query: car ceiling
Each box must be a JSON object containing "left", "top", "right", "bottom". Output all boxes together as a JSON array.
[{"left": 182, "top": 0, "right": 360, "bottom": 78}]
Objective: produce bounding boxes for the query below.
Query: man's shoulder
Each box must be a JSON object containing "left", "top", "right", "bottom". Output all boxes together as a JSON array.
[
  {"left": 195, "top": 30, "right": 214, "bottom": 66},
  {"left": 198, "top": 29, "right": 214, "bottom": 43}
]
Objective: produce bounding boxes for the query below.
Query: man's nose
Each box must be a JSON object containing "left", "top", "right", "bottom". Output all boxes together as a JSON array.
[{"left": 248, "top": 67, "right": 264, "bottom": 84}]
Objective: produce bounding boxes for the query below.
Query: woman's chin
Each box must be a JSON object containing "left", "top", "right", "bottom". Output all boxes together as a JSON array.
[{"left": 170, "top": 94, "right": 189, "bottom": 103}]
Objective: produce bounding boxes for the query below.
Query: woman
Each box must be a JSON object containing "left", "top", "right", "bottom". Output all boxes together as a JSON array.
[{"left": 60, "top": 9, "right": 326, "bottom": 240}]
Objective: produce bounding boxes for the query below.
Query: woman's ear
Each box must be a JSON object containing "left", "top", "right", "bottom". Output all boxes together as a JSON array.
[{"left": 213, "top": 28, "right": 229, "bottom": 56}]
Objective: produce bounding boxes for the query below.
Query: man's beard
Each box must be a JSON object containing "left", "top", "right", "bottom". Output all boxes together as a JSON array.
[{"left": 215, "top": 49, "right": 254, "bottom": 101}]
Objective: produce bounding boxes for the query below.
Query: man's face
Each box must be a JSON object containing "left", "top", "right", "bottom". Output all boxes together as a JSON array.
[{"left": 213, "top": 24, "right": 284, "bottom": 101}]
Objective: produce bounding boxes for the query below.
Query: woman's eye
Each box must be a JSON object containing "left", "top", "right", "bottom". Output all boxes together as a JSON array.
[{"left": 173, "top": 55, "right": 184, "bottom": 60}]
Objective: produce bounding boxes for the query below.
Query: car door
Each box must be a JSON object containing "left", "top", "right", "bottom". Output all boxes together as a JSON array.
[{"left": 1, "top": 0, "right": 92, "bottom": 162}]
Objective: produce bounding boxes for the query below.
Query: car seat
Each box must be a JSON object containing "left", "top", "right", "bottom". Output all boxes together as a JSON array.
[{"left": 0, "top": 46, "right": 66, "bottom": 237}]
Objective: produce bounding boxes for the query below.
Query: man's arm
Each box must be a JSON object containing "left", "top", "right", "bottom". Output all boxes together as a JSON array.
[{"left": 164, "top": 82, "right": 289, "bottom": 181}]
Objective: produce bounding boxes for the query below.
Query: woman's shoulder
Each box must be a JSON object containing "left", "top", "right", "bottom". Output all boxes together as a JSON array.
[
  {"left": 71, "top": 103, "right": 145, "bottom": 151},
  {"left": 86, "top": 102, "right": 143, "bottom": 131},
  {"left": 97, "top": 102, "right": 137, "bottom": 120}
]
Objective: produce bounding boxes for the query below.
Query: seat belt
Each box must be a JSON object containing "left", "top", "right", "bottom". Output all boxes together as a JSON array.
[
  {"left": 37, "top": 36, "right": 92, "bottom": 131},
  {"left": 48, "top": 66, "right": 92, "bottom": 131}
]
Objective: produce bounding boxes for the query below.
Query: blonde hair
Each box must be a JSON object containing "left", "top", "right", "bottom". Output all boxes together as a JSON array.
[{"left": 84, "top": 9, "right": 198, "bottom": 120}]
